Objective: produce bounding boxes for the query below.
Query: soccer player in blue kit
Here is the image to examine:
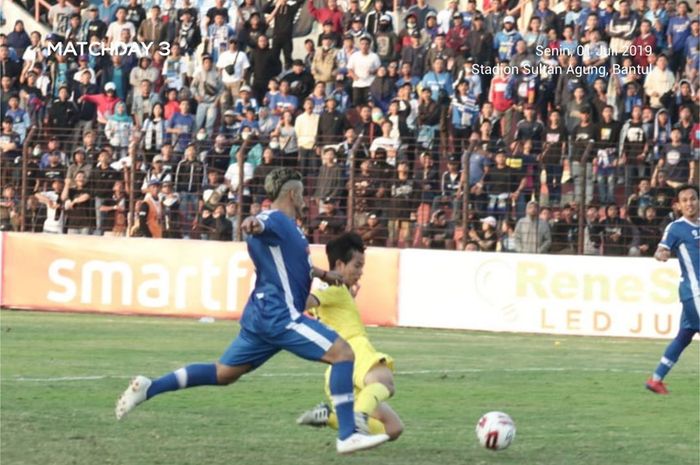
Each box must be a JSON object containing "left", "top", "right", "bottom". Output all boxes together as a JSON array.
[
  {"left": 115, "top": 168, "right": 390, "bottom": 453},
  {"left": 646, "top": 185, "right": 700, "bottom": 395}
]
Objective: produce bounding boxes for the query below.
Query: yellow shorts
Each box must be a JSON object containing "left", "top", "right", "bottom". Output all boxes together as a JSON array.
[{"left": 324, "top": 336, "right": 394, "bottom": 397}]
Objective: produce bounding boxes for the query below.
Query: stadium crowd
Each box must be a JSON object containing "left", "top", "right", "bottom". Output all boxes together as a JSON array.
[{"left": 0, "top": 0, "right": 698, "bottom": 254}]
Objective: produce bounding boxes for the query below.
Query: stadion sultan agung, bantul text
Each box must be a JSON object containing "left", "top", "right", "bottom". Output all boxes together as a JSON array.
[{"left": 472, "top": 42, "right": 654, "bottom": 79}]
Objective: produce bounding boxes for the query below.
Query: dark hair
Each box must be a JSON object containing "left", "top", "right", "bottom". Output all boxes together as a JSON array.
[
  {"left": 326, "top": 232, "right": 366, "bottom": 270},
  {"left": 676, "top": 184, "right": 699, "bottom": 200}
]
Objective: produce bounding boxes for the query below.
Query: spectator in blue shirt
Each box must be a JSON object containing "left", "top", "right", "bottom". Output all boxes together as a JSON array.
[
  {"left": 167, "top": 100, "right": 196, "bottom": 153},
  {"left": 667, "top": 1, "right": 691, "bottom": 71}
]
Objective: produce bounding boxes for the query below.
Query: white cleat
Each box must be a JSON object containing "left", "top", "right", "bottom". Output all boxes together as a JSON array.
[
  {"left": 296, "top": 403, "right": 331, "bottom": 427},
  {"left": 336, "top": 432, "right": 390, "bottom": 454},
  {"left": 115, "top": 375, "right": 152, "bottom": 420}
]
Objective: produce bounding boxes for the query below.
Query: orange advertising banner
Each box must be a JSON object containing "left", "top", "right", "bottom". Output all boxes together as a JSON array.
[{"left": 0, "top": 233, "right": 399, "bottom": 326}]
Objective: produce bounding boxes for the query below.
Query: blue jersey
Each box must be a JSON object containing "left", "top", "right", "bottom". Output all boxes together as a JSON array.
[
  {"left": 241, "top": 210, "right": 313, "bottom": 333},
  {"left": 659, "top": 217, "right": 700, "bottom": 303}
]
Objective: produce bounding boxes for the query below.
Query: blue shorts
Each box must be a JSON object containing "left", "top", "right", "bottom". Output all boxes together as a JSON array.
[
  {"left": 680, "top": 298, "right": 700, "bottom": 331},
  {"left": 219, "top": 314, "right": 339, "bottom": 369}
]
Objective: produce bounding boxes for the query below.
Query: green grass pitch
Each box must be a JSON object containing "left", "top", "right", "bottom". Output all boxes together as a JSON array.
[{"left": 1, "top": 310, "right": 698, "bottom": 465}]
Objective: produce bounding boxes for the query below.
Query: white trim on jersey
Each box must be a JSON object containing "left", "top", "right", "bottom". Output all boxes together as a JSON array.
[
  {"left": 286, "top": 321, "right": 333, "bottom": 352},
  {"left": 678, "top": 243, "right": 700, "bottom": 317},
  {"left": 269, "top": 245, "right": 301, "bottom": 320}
]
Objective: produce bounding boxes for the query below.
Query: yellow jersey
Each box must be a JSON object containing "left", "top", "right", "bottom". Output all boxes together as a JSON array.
[{"left": 311, "top": 284, "right": 367, "bottom": 341}]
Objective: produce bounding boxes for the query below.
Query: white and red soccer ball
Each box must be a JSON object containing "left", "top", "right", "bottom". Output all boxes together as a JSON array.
[{"left": 475, "top": 411, "right": 516, "bottom": 451}]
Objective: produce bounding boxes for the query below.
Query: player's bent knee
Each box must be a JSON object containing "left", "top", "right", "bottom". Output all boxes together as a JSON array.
[
  {"left": 323, "top": 338, "right": 355, "bottom": 364},
  {"left": 385, "top": 418, "right": 404, "bottom": 441},
  {"left": 215, "top": 363, "right": 248, "bottom": 385}
]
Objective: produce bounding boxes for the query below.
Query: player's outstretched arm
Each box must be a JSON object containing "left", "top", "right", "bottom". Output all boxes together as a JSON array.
[
  {"left": 241, "top": 216, "right": 264, "bottom": 235},
  {"left": 312, "top": 267, "right": 344, "bottom": 286},
  {"left": 654, "top": 246, "right": 671, "bottom": 262}
]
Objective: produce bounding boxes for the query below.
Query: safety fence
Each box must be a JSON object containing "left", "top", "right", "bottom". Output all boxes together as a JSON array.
[{"left": 1, "top": 126, "right": 695, "bottom": 256}]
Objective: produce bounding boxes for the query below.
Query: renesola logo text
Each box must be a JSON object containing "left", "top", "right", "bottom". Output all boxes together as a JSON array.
[
  {"left": 47, "top": 41, "right": 171, "bottom": 57},
  {"left": 46, "top": 253, "right": 254, "bottom": 312}
]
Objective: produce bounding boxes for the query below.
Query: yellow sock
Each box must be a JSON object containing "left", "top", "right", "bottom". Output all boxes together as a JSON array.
[
  {"left": 327, "top": 412, "right": 386, "bottom": 434},
  {"left": 355, "top": 383, "right": 391, "bottom": 416}
]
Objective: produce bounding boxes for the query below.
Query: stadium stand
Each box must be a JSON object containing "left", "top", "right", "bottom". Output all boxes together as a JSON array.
[{"left": 0, "top": 0, "right": 698, "bottom": 254}]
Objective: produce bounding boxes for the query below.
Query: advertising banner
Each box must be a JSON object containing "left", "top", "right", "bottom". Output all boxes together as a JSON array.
[
  {"left": 1, "top": 233, "right": 399, "bottom": 326},
  {"left": 397, "top": 250, "right": 682, "bottom": 339}
]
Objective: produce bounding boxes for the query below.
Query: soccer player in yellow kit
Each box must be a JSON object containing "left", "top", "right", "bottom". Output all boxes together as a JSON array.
[{"left": 297, "top": 232, "right": 404, "bottom": 440}]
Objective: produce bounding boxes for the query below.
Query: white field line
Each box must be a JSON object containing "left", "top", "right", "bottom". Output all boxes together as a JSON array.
[{"left": 4, "top": 366, "right": 652, "bottom": 383}]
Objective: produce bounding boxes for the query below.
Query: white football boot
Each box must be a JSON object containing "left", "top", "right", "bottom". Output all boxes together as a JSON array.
[
  {"left": 336, "top": 432, "right": 390, "bottom": 454},
  {"left": 115, "top": 375, "right": 152, "bottom": 420}
]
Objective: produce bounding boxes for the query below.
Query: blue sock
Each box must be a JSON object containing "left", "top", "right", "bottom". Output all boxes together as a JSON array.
[
  {"left": 329, "top": 360, "right": 356, "bottom": 440},
  {"left": 146, "top": 363, "right": 218, "bottom": 399},
  {"left": 653, "top": 329, "right": 696, "bottom": 380}
]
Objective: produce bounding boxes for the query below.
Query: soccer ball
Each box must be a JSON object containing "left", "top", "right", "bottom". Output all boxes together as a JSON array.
[{"left": 475, "top": 411, "right": 516, "bottom": 450}]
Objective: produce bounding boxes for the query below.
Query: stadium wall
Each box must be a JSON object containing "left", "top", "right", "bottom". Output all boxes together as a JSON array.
[{"left": 0, "top": 233, "right": 681, "bottom": 339}]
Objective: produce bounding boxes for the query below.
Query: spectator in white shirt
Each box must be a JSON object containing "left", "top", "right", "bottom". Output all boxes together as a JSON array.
[{"left": 347, "top": 35, "right": 381, "bottom": 107}]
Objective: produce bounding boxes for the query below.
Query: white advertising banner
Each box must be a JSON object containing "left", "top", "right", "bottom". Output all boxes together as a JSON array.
[{"left": 397, "top": 250, "right": 683, "bottom": 339}]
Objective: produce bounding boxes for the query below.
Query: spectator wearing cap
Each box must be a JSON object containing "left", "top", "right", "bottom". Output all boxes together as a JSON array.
[
  {"left": 312, "top": 36, "right": 338, "bottom": 94},
  {"left": 467, "top": 216, "right": 498, "bottom": 252},
  {"left": 66, "top": 148, "right": 93, "bottom": 188},
  {"left": 141, "top": 155, "right": 174, "bottom": 194},
  {"left": 308, "top": 0, "right": 344, "bottom": 34},
  {"left": 46, "top": 85, "right": 79, "bottom": 143},
  {"left": 348, "top": 15, "right": 368, "bottom": 48},
  {"left": 61, "top": 170, "right": 92, "bottom": 235},
  {"left": 514, "top": 200, "right": 551, "bottom": 253},
  {"left": 374, "top": 15, "right": 399, "bottom": 65},
  {"left": 421, "top": 209, "right": 452, "bottom": 249},
  {"left": 282, "top": 59, "right": 315, "bottom": 101},
  {"left": 407, "top": 0, "right": 437, "bottom": 30},
  {"left": 233, "top": 85, "right": 259, "bottom": 120},
  {"left": 317, "top": 95, "right": 347, "bottom": 146},
  {"left": 249, "top": 35, "right": 282, "bottom": 103},
  {"left": 137, "top": 179, "right": 163, "bottom": 238},
  {"left": 347, "top": 35, "right": 381, "bottom": 107},
  {"left": 494, "top": 15, "right": 522, "bottom": 63},
  {"left": 264, "top": 0, "right": 304, "bottom": 70},
  {"left": 79, "top": 82, "right": 120, "bottom": 126},
  {"left": 358, "top": 211, "right": 387, "bottom": 246},
  {"left": 190, "top": 54, "right": 221, "bottom": 137},
  {"left": 310, "top": 198, "right": 345, "bottom": 244},
  {"left": 216, "top": 39, "right": 250, "bottom": 109},
  {"left": 400, "top": 30, "right": 427, "bottom": 79},
  {"left": 446, "top": 12, "right": 469, "bottom": 55}
]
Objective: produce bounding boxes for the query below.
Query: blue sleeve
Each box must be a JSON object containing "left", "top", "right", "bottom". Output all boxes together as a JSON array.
[
  {"left": 255, "top": 211, "right": 283, "bottom": 245},
  {"left": 659, "top": 222, "right": 679, "bottom": 251}
]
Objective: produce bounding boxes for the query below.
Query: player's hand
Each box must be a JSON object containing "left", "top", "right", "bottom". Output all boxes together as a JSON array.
[
  {"left": 654, "top": 248, "right": 671, "bottom": 262},
  {"left": 241, "top": 216, "right": 263, "bottom": 235},
  {"left": 321, "top": 270, "right": 344, "bottom": 286}
]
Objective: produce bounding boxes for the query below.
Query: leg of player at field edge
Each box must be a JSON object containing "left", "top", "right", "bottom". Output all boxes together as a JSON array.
[{"left": 646, "top": 325, "right": 698, "bottom": 394}]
